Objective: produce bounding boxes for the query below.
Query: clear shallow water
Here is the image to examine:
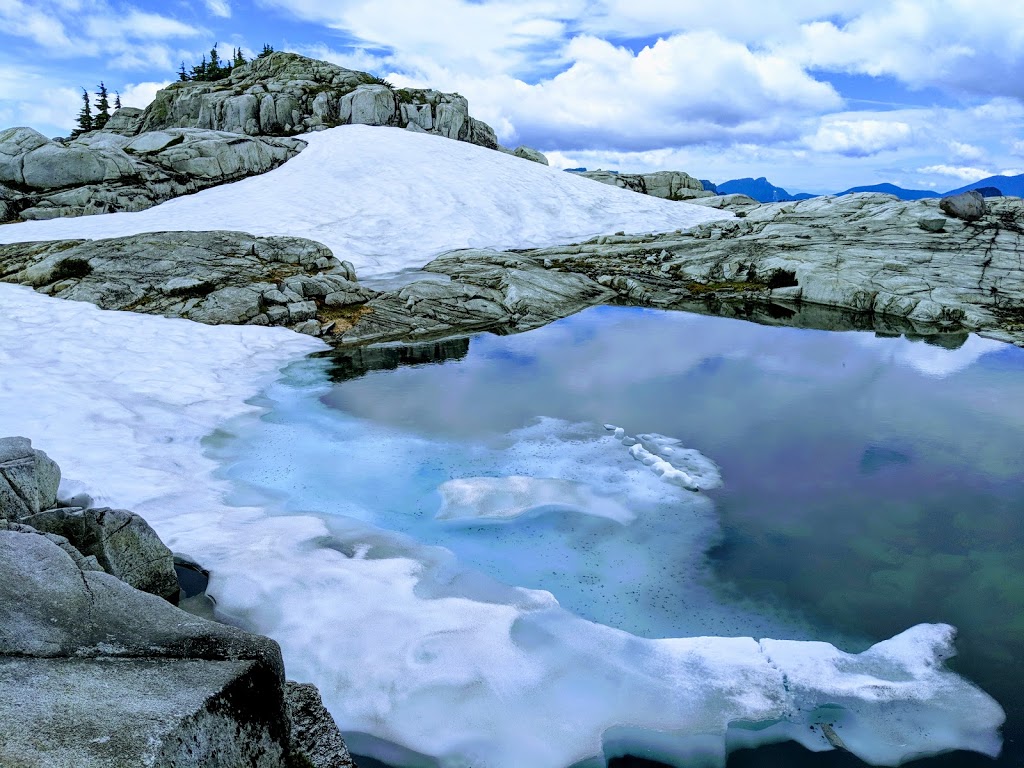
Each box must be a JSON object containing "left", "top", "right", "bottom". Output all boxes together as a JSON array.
[{"left": 214, "top": 306, "right": 1024, "bottom": 767}]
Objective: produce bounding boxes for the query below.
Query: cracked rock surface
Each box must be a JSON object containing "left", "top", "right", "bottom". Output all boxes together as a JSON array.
[
  {"left": 0, "top": 126, "right": 303, "bottom": 223},
  {"left": 342, "top": 192, "right": 1023, "bottom": 346},
  {"left": 0, "top": 230, "right": 375, "bottom": 335}
]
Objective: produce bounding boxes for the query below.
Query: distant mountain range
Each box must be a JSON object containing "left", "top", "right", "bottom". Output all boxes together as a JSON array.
[
  {"left": 713, "top": 173, "right": 1024, "bottom": 203},
  {"left": 715, "top": 177, "right": 815, "bottom": 202}
]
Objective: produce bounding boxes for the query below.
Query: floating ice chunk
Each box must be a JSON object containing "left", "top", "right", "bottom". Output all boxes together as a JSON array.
[
  {"left": 436, "top": 475, "right": 635, "bottom": 524},
  {"left": 607, "top": 425, "right": 723, "bottom": 491}
]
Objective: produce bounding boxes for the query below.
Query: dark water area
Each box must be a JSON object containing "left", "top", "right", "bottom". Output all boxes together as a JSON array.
[{"left": 249, "top": 306, "right": 1024, "bottom": 767}]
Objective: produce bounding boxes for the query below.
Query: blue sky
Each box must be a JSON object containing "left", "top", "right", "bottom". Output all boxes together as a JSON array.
[{"left": 2, "top": 0, "right": 1024, "bottom": 192}]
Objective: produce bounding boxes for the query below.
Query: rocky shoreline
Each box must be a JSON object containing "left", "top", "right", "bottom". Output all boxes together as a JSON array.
[
  {"left": 3, "top": 189, "right": 1021, "bottom": 347},
  {"left": 0, "top": 436, "right": 356, "bottom": 768}
]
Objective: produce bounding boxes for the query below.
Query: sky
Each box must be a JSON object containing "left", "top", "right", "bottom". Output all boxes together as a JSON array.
[{"left": 2, "top": 1, "right": 1023, "bottom": 193}]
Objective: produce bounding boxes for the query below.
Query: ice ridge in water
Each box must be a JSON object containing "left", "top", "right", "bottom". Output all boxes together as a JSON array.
[{"left": 605, "top": 423, "right": 723, "bottom": 491}]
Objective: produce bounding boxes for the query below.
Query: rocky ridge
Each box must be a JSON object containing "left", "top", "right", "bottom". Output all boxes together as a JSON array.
[
  {"left": 132, "top": 51, "right": 500, "bottom": 151},
  {"left": 569, "top": 168, "right": 713, "bottom": 200},
  {"left": 0, "top": 126, "right": 303, "bottom": 223},
  {"left": 0, "top": 436, "right": 355, "bottom": 768}
]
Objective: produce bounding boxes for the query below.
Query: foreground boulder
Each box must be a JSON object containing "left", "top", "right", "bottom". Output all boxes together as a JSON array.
[
  {"left": 135, "top": 51, "right": 498, "bottom": 150},
  {"left": 23, "top": 506, "right": 179, "bottom": 602},
  {"left": 0, "top": 435, "right": 60, "bottom": 519},
  {"left": 0, "top": 126, "right": 303, "bottom": 223},
  {"left": 0, "top": 231, "right": 376, "bottom": 335},
  {"left": 940, "top": 189, "right": 987, "bottom": 222},
  {"left": 0, "top": 437, "right": 355, "bottom": 767}
]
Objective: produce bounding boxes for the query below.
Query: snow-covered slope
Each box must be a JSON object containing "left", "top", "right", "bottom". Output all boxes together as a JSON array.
[{"left": 0, "top": 125, "right": 729, "bottom": 278}]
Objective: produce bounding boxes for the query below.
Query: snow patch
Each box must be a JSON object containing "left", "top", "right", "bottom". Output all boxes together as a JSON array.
[{"left": 0, "top": 125, "right": 731, "bottom": 279}]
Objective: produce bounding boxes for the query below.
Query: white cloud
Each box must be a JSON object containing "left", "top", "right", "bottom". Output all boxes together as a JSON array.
[
  {"left": 804, "top": 118, "right": 912, "bottom": 156},
  {"left": 410, "top": 31, "right": 840, "bottom": 151},
  {"left": 947, "top": 141, "right": 985, "bottom": 162},
  {"left": 1010, "top": 140, "right": 1024, "bottom": 158},
  {"left": 919, "top": 165, "right": 996, "bottom": 182},
  {"left": 205, "top": 0, "right": 231, "bottom": 18},
  {"left": 784, "top": 2, "right": 1024, "bottom": 98},
  {"left": 118, "top": 81, "right": 171, "bottom": 110}
]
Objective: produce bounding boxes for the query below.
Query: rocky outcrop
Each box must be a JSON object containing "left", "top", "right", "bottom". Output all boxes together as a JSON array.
[
  {"left": 135, "top": 51, "right": 499, "bottom": 150},
  {"left": 333, "top": 250, "right": 615, "bottom": 345},
  {"left": 443, "top": 192, "right": 1023, "bottom": 345},
  {"left": 0, "top": 436, "right": 356, "bottom": 768},
  {"left": 568, "top": 169, "right": 713, "bottom": 201},
  {"left": 0, "top": 126, "right": 303, "bottom": 222},
  {"left": 326, "top": 192, "right": 1024, "bottom": 347},
  {"left": 0, "top": 231, "right": 376, "bottom": 335},
  {"left": 507, "top": 145, "right": 549, "bottom": 165}
]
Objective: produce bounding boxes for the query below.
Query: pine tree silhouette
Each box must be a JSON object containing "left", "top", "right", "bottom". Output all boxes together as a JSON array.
[
  {"left": 72, "top": 88, "right": 93, "bottom": 137},
  {"left": 94, "top": 82, "right": 111, "bottom": 130}
]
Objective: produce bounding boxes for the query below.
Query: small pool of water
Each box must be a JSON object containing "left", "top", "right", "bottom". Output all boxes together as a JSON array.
[{"left": 215, "top": 306, "right": 1024, "bottom": 767}]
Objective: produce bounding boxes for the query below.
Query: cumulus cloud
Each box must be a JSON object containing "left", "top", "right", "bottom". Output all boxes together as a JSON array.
[
  {"left": 917, "top": 165, "right": 1012, "bottom": 182},
  {"left": 947, "top": 141, "right": 985, "bottom": 162},
  {"left": 804, "top": 118, "right": 912, "bottom": 156},
  {"left": 414, "top": 31, "right": 840, "bottom": 151},
  {"left": 118, "top": 80, "right": 172, "bottom": 110}
]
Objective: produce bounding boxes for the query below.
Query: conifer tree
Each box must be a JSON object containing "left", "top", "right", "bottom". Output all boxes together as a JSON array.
[
  {"left": 208, "top": 45, "right": 223, "bottom": 79},
  {"left": 233, "top": 47, "right": 246, "bottom": 67},
  {"left": 72, "top": 87, "right": 93, "bottom": 137},
  {"left": 191, "top": 54, "right": 208, "bottom": 81},
  {"left": 93, "top": 82, "right": 111, "bottom": 130},
  {"left": 114, "top": 91, "right": 122, "bottom": 110},
  {"left": 178, "top": 61, "right": 190, "bottom": 81},
  {"left": 258, "top": 43, "right": 274, "bottom": 58}
]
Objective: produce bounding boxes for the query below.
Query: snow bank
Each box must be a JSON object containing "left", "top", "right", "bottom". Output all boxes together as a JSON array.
[
  {"left": 0, "top": 125, "right": 729, "bottom": 278},
  {"left": 0, "top": 283, "right": 1004, "bottom": 767}
]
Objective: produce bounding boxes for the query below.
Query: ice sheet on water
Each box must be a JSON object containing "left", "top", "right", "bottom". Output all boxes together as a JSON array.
[{"left": 0, "top": 283, "right": 1004, "bottom": 768}]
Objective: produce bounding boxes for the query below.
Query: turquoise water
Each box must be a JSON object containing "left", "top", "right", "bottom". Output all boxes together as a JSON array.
[{"left": 219, "top": 306, "right": 1024, "bottom": 767}]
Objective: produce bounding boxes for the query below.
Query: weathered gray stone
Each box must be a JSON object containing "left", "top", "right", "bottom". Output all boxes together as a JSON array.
[
  {"left": 0, "top": 528, "right": 296, "bottom": 766},
  {"left": 284, "top": 682, "right": 356, "bottom": 768},
  {"left": 569, "top": 168, "right": 712, "bottom": 200},
  {"left": 340, "top": 84, "right": 398, "bottom": 126},
  {"left": 22, "top": 506, "right": 179, "bottom": 602},
  {"left": 0, "top": 127, "right": 303, "bottom": 222},
  {"left": 103, "top": 106, "right": 144, "bottom": 135},
  {"left": 0, "top": 231, "right": 375, "bottom": 329},
  {"left": 0, "top": 436, "right": 60, "bottom": 520},
  {"left": 511, "top": 145, "right": 549, "bottom": 165},
  {"left": 940, "top": 190, "right": 987, "bottom": 222}
]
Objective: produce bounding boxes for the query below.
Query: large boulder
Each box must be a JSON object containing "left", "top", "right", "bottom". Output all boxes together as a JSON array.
[
  {"left": 511, "top": 145, "right": 549, "bottom": 165},
  {"left": 940, "top": 190, "right": 987, "bottom": 222},
  {"left": 22, "top": 506, "right": 179, "bottom": 603},
  {"left": 0, "top": 436, "right": 60, "bottom": 520},
  {"left": 136, "top": 51, "right": 500, "bottom": 150},
  {"left": 0, "top": 528, "right": 293, "bottom": 767}
]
